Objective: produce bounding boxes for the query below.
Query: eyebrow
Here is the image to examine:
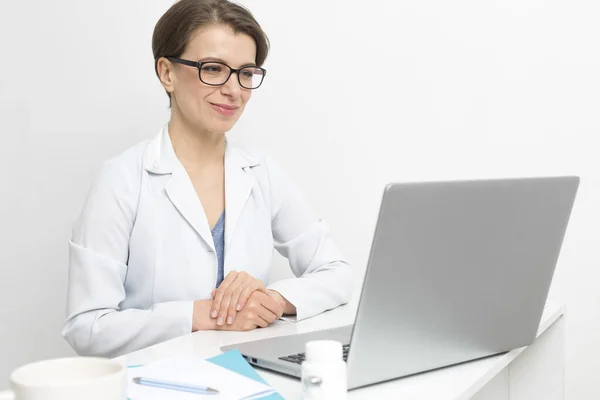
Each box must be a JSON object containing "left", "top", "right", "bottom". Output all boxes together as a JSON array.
[{"left": 197, "top": 57, "right": 257, "bottom": 68}]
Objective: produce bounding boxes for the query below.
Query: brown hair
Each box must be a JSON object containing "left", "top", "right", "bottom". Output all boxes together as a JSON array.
[{"left": 152, "top": 0, "right": 269, "bottom": 102}]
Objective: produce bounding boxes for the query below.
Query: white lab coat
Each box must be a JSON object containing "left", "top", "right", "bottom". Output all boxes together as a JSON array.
[{"left": 62, "top": 124, "right": 353, "bottom": 358}]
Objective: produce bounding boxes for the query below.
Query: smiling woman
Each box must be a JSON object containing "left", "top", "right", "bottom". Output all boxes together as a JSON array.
[
  {"left": 157, "top": 24, "right": 256, "bottom": 142},
  {"left": 61, "top": 0, "right": 353, "bottom": 358}
]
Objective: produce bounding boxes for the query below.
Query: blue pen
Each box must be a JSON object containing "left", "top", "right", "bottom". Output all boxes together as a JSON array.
[{"left": 133, "top": 376, "right": 219, "bottom": 395}]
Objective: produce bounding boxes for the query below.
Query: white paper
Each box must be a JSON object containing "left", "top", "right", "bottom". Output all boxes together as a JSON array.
[{"left": 127, "top": 355, "right": 274, "bottom": 400}]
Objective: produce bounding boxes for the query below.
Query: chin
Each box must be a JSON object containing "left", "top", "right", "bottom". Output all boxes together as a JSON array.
[
  {"left": 206, "top": 124, "right": 231, "bottom": 135},
  {"left": 209, "top": 120, "right": 238, "bottom": 134}
]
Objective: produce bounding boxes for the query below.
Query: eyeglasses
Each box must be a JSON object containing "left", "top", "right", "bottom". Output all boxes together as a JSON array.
[{"left": 165, "top": 57, "right": 266, "bottom": 89}]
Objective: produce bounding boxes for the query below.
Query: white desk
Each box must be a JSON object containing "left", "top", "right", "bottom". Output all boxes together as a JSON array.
[{"left": 116, "top": 301, "right": 564, "bottom": 400}]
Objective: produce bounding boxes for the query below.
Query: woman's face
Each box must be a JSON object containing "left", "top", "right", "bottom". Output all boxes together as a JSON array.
[{"left": 166, "top": 24, "right": 257, "bottom": 134}]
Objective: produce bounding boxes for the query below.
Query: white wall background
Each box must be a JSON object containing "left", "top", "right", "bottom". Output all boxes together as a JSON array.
[{"left": 1, "top": 0, "right": 598, "bottom": 397}]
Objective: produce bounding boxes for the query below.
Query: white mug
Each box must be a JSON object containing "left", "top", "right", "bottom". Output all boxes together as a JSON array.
[{"left": 0, "top": 357, "right": 127, "bottom": 400}]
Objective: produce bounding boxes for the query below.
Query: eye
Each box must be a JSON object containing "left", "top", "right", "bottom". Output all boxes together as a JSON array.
[{"left": 201, "top": 64, "right": 224, "bottom": 75}]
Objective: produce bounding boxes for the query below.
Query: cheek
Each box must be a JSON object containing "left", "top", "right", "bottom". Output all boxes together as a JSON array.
[
  {"left": 187, "top": 86, "right": 218, "bottom": 113},
  {"left": 176, "top": 80, "right": 202, "bottom": 108},
  {"left": 235, "top": 92, "right": 252, "bottom": 115},
  {"left": 236, "top": 94, "right": 251, "bottom": 117},
  {"left": 241, "top": 90, "right": 252, "bottom": 104},
  {"left": 197, "top": 85, "right": 218, "bottom": 102},
  {"left": 177, "top": 71, "right": 201, "bottom": 95}
]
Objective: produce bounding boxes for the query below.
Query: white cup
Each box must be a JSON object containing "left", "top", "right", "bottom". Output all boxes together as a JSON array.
[{"left": 0, "top": 357, "right": 127, "bottom": 400}]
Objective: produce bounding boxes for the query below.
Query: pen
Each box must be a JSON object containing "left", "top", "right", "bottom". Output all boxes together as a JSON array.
[{"left": 133, "top": 376, "right": 220, "bottom": 395}]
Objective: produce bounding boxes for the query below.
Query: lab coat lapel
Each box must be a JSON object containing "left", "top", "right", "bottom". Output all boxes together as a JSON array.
[
  {"left": 224, "top": 144, "right": 258, "bottom": 259},
  {"left": 144, "top": 125, "right": 216, "bottom": 252},
  {"left": 166, "top": 165, "right": 216, "bottom": 252}
]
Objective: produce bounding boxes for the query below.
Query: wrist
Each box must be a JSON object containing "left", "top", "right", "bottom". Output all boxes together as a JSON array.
[
  {"left": 266, "top": 289, "right": 286, "bottom": 308},
  {"left": 267, "top": 289, "right": 296, "bottom": 315},
  {"left": 192, "top": 300, "right": 217, "bottom": 332}
]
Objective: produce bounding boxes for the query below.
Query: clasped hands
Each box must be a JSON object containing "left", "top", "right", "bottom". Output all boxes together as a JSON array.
[{"left": 192, "top": 271, "right": 294, "bottom": 332}]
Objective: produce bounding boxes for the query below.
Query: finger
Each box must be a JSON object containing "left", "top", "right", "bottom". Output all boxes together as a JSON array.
[
  {"left": 211, "top": 289, "right": 216, "bottom": 298},
  {"left": 226, "top": 306, "right": 238, "bottom": 326},
  {"left": 246, "top": 293, "right": 278, "bottom": 324},
  {"left": 228, "top": 275, "right": 263, "bottom": 324},
  {"left": 235, "top": 280, "right": 265, "bottom": 312},
  {"left": 254, "top": 314, "right": 269, "bottom": 328},
  {"left": 257, "top": 304, "right": 278, "bottom": 324},
  {"left": 226, "top": 276, "right": 253, "bottom": 325},
  {"left": 255, "top": 292, "right": 284, "bottom": 318},
  {"left": 263, "top": 291, "right": 285, "bottom": 318},
  {"left": 217, "top": 272, "right": 247, "bottom": 325},
  {"left": 211, "top": 271, "right": 238, "bottom": 319},
  {"left": 226, "top": 279, "right": 248, "bottom": 325},
  {"left": 243, "top": 320, "right": 261, "bottom": 331}
]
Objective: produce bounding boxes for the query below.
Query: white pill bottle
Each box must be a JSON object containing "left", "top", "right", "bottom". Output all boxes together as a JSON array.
[{"left": 300, "top": 340, "right": 347, "bottom": 400}]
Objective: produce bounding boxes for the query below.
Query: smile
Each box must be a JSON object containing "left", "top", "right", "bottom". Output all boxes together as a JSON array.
[{"left": 210, "top": 103, "right": 238, "bottom": 117}]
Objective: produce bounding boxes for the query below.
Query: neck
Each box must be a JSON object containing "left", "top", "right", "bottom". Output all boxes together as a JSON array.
[{"left": 168, "top": 106, "right": 225, "bottom": 172}]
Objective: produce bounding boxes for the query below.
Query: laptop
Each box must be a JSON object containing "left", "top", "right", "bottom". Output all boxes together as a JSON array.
[{"left": 221, "top": 176, "right": 579, "bottom": 390}]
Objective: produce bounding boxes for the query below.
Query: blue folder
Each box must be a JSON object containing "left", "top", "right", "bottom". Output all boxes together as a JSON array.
[{"left": 206, "top": 349, "right": 284, "bottom": 400}]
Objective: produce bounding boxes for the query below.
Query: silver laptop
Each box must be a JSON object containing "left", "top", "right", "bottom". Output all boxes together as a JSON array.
[{"left": 221, "top": 176, "right": 579, "bottom": 390}]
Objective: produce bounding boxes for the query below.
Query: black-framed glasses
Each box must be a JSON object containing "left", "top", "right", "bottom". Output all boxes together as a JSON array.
[{"left": 166, "top": 57, "right": 266, "bottom": 89}]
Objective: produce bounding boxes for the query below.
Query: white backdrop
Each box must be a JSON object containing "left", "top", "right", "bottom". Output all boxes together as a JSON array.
[{"left": 0, "top": 1, "right": 598, "bottom": 398}]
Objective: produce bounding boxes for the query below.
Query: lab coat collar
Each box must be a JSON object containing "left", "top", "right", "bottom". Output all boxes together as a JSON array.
[
  {"left": 143, "top": 123, "right": 260, "bottom": 174},
  {"left": 142, "top": 123, "right": 260, "bottom": 257}
]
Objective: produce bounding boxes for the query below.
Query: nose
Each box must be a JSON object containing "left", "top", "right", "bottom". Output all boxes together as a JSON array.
[{"left": 220, "top": 72, "right": 242, "bottom": 98}]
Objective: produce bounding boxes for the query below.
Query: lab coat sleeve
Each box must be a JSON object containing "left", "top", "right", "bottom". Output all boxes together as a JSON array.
[
  {"left": 62, "top": 156, "right": 193, "bottom": 358},
  {"left": 264, "top": 157, "right": 354, "bottom": 321}
]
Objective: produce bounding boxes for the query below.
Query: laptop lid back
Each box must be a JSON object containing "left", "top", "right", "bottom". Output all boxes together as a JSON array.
[{"left": 346, "top": 176, "right": 579, "bottom": 389}]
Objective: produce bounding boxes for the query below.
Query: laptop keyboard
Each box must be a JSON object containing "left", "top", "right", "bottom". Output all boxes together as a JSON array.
[{"left": 278, "top": 344, "right": 350, "bottom": 364}]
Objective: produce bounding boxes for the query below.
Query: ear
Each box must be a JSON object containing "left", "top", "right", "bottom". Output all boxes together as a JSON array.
[{"left": 156, "top": 57, "right": 175, "bottom": 95}]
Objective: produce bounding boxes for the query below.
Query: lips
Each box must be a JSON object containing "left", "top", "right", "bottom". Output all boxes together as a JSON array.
[{"left": 211, "top": 103, "right": 238, "bottom": 117}]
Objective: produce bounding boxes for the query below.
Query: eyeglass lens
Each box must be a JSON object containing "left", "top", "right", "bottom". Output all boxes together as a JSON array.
[{"left": 200, "top": 63, "right": 265, "bottom": 89}]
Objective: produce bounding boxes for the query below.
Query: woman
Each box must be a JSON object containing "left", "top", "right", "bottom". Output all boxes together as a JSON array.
[{"left": 62, "top": 0, "right": 352, "bottom": 358}]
